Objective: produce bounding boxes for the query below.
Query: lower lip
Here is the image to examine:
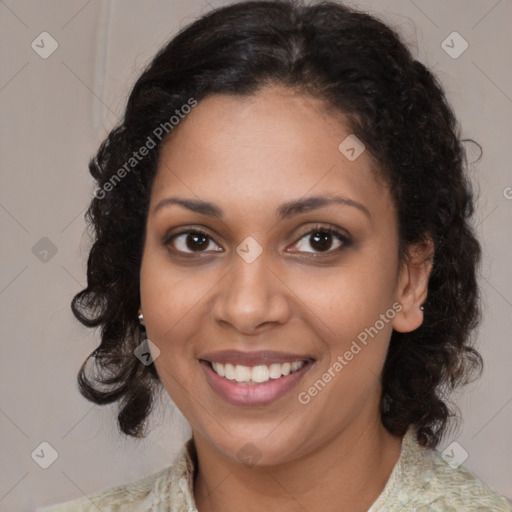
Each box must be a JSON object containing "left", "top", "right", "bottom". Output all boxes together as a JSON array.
[{"left": 200, "top": 360, "right": 313, "bottom": 406}]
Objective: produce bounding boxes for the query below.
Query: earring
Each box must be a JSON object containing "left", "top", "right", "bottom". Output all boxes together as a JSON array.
[
  {"left": 138, "top": 312, "right": 144, "bottom": 322},
  {"left": 420, "top": 305, "right": 424, "bottom": 311}
]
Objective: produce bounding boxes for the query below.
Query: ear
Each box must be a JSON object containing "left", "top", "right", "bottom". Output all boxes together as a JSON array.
[{"left": 392, "top": 237, "right": 434, "bottom": 333}]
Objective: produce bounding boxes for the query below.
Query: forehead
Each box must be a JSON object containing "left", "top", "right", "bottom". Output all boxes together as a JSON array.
[{"left": 150, "top": 86, "right": 393, "bottom": 222}]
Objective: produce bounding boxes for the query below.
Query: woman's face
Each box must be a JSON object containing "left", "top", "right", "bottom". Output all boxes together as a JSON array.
[{"left": 140, "top": 85, "right": 425, "bottom": 465}]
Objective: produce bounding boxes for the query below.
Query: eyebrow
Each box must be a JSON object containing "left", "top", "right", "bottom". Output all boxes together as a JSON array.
[{"left": 152, "top": 194, "right": 371, "bottom": 220}]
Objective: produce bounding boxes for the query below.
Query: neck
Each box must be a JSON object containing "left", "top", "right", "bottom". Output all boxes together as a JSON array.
[{"left": 192, "top": 416, "right": 404, "bottom": 512}]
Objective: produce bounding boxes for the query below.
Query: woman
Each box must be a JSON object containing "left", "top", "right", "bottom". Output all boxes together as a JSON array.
[{"left": 42, "top": 0, "right": 512, "bottom": 510}]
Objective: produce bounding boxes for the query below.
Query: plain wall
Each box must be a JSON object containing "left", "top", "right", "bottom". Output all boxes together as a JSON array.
[{"left": 0, "top": 1, "right": 511, "bottom": 510}]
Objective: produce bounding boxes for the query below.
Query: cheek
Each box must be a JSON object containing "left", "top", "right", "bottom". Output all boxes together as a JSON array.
[
  {"left": 139, "top": 247, "right": 214, "bottom": 342},
  {"left": 139, "top": 252, "right": 205, "bottom": 410},
  {"left": 290, "top": 257, "right": 398, "bottom": 343}
]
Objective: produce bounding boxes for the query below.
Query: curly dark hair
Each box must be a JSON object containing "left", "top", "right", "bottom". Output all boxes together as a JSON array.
[{"left": 72, "top": 0, "right": 483, "bottom": 448}]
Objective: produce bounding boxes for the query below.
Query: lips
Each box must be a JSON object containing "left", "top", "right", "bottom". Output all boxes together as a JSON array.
[{"left": 198, "top": 350, "right": 315, "bottom": 406}]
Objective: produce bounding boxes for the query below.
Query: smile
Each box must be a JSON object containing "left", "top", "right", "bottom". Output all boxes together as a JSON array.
[
  {"left": 209, "top": 360, "right": 307, "bottom": 384},
  {"left": 199, "top": 353, "right": 314, "bottom": 406}
]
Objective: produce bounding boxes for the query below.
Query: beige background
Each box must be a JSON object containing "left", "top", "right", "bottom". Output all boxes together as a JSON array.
[{"left": 0, "top": 0, "right": 511, "bottom": 510}]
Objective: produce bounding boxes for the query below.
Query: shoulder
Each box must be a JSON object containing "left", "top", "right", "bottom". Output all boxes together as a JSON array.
[
  {"left": 38, "top": 465, "right": 173, "bottom": 512},
  {"left": 417, "top": 447, "right": 512, "bottom": 510},
  {"left": 391, "top": 428, "right": 512, "bottom": 511},
  {"left": 38, "top": 438, "right": 197, "bottom": 512}
]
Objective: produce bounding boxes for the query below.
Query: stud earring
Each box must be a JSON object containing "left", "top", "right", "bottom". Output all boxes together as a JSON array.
[
  {"left": 420, "top": 305, "right": 424, "bottom": 311},
  {"left": 138, "top": 312, "right": 144, "bottom": 323}
]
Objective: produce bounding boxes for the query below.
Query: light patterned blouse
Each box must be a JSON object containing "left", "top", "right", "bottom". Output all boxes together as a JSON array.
[{"left": 40, "top": 426, "right": 512, "bottom": 511}]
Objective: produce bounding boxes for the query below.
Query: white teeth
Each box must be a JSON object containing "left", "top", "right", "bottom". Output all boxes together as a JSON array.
[
  {"left": 269, "top": 363, "right": 282, "bottom": 379},
  {"left": 291, "top": 361, "right": 302, "bottom": 372},
  {"left": 210, "top": 360, "right": 306, "bottom": 383},
  {"left": 234, "top": 365, "right": 252, "bottom": 382},
  {"left": 225, "top": 363, "right": 235, "bottom": 380},
  {"left": 281, "top": 362, "right": 291, "bottom": 376},
  {"left": 251, "top": 365, "right": 269, "bottom": 383},
  {"left": 212, "top": 362, "right": 225, "bottom": 377}
]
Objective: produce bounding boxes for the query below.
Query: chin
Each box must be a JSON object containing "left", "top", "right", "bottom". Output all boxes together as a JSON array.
[{"left": 199, "top": 421, "right": 315, "bottom": 468}]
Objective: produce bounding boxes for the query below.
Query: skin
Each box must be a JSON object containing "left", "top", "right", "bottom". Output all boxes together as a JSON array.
[{"left": 139, "top": 85, "right": 433, "bottom": 512}]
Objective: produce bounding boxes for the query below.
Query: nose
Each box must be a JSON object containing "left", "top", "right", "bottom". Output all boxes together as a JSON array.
[{"left": 212, "top": 251, "right": 291, "bottom": 335}]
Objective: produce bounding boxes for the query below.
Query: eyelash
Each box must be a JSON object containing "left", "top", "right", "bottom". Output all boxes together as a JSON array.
[{"left": 164, "top": 224, "right": 352, "bottom": 257}]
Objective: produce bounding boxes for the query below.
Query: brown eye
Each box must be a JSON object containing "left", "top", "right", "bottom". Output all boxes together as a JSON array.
[
  {"left": 292, "top": 226, "right": 351, "bottom": 254},
  {"left": 168, "top": 230, "right": 222, "bottom": 253},
  {"left": 309, "top": 231, "right": 334, "bottom": 251}
]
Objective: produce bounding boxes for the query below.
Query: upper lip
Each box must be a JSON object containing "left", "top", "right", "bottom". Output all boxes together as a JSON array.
[{"left": 199, "top": 350, "right": 314, "bottom": 366}]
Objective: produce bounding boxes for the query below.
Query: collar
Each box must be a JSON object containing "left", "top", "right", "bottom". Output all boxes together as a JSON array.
[{"left": 167, "top": 427, "right": 419, "bottom": 511}]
